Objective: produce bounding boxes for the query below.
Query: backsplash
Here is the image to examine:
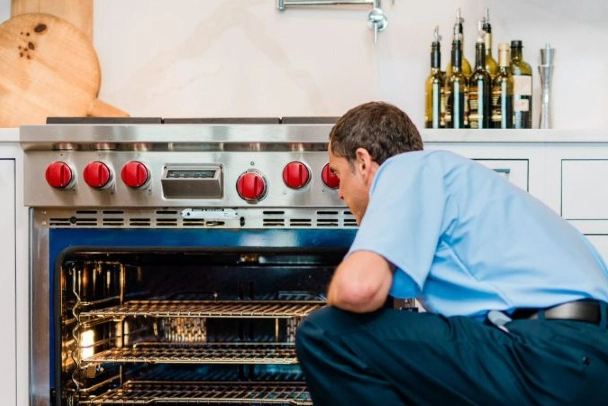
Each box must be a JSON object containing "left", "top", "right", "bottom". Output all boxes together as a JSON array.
[{"left": 1, "top": 0, "right": 606, "bottom": 130}]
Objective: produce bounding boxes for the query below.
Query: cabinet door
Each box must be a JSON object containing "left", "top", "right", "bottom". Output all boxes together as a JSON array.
[
  {"left": 562, "top": 159, "right": 608, "bottom": 219},
  {"left": 475, "top": 159, "right": 529, "bottom": 191},
  {"left": 0, "top": 158, "right": 16, "bottom": 405}
]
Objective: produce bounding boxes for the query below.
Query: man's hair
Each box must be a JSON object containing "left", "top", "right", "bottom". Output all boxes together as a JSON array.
[{"left": 329, "top": 101, "right": 423, "bottom": 165}]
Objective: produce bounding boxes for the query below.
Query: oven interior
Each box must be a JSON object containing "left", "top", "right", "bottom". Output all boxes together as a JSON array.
[{"left": 57, "top": 247, "right": 344, "bottom": 405}]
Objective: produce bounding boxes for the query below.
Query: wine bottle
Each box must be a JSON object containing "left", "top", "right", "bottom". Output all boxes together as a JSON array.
[
  {"left": 445, "top": 38, "right": 468, "bottom": 129},
  {"left": 480, "top": 8, "right": 498, "bottom": 79},
  {"left": 469, "top": 37, "right": 492, "bottom": 129},
  {"left": 510, "top": 40, "right": 533, "bottom": 128},
  {"left": 491, "top": 43, "right": 514, "bottom": 129},
  {"left": 446, "top": 8, "right": 472, "bottom": 78},
  {"left": 425, "top": 27, "right": 445, "bottom": 129}
]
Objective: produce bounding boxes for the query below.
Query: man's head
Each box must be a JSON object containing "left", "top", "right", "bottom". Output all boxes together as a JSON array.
[
  {"left": 328, "top": 101, "right": 422, "bottom": 224},
  {"left": 329, "top": 101, "right": 423, "bottom": 166}
]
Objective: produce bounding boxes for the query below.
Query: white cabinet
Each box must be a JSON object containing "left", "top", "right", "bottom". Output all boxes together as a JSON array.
[
  {"left": 474, "top": 159, "right": 529, "bottom": 191},
  {"left": 0, "top": 157, "right": 15, "bottom": 405},
  {"left": 0, "top": 147, "right": 16, "bottom": 405},
  {"left": 562, "top": 159, "right": 608, "bottom": 220},
  {"left": 0, "top": 134, "right": 26, "bottom": 406},
  {"left": 423, "top": 131, "right": 608, "bottom": 262}
]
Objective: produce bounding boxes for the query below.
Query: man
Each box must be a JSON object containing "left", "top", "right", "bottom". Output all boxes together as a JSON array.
[{"left": 295, "top": 101, "right": 608, "bottom": 405}]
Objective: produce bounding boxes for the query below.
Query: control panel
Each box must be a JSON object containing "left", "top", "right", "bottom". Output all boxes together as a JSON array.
[{"left": 26, "top": 151, "right": 341, "bottom": 208}]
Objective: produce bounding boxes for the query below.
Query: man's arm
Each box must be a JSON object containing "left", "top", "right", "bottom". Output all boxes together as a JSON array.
[{"left": 326, "top": 250, "right": 394, "bottom": 313}]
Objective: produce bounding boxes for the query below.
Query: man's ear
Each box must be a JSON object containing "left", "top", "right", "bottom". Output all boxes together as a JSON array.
[
  {"left": 354, "top": 148, "right": 380, "bottom": 184},
  {"left": 354, "top": 148, "right": 373, "bottom": 175}
]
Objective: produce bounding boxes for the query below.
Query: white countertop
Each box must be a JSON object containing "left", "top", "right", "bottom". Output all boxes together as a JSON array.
[
  {"left": 0, "top": 128, "right": 19, "bottom": 143},
  {"left": 421, "top": 129, "right": 608, "bottom": 143}
]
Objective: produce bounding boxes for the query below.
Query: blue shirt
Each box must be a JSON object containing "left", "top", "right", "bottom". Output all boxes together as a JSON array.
[{"left": 348, "top": 150, "right": 608, "bottom": 319}]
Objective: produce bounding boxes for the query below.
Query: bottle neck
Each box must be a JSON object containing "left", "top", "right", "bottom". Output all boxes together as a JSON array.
[
  {"left": 483, "top": 32, "right": 493, "bottom": 56},
  {"left": 511, "top": 46, "right": 523, "bottom": 61},
  {"left": 451, "top": 40, "right": 462, "bottom": 71},
  {"left": 431, "top": 42, "right": 441, "bottom": 70},
  {"left": 475, "top": 42, "right": 486, "bottom": 69},
  {"left": 498, "top": 48, "right": 511, "bottom": 69}
]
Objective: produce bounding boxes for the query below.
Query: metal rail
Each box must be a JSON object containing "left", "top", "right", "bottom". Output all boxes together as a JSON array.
[
  {"left": 80, "top": 381, "right": 312, "bottom": 405},
  {"left": 79, "top": 300, "right": 323, "bottom": 319},
  {"left": 82, "top": 342, "right": 299, "bottom": 365}
]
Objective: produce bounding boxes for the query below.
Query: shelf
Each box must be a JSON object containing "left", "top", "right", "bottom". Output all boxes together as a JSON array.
[
  {"left": 79, "top": 381, "right": 312, "bottom": 405},
  {"left": 79, "top": 300, "right": 324, "bottom": 319},
  {"left": 82, "top": 342, "right": 298, "bottom": 365}
]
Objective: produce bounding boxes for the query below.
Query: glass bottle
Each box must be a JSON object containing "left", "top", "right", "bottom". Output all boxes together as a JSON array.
[
  {"left": 480, "top": 8, "right": 498, "bottom": 79},
  {"left": 469, "top": 37, "right": 492, "bottom": 129},
  {"left": 491, "top": 43, "right": 514, "bottom": 129},
  {"left": 425, "top": 26, "right": 445, "bottom": 129},
  {"left": 446, "top": 8, "right": 472, "bottom": 78},
  {"left": 445, "top": 38, "right": 468, "bottom": 129},
  {"left": 510, "top": 40, "right": 533, "bottom": 128}
]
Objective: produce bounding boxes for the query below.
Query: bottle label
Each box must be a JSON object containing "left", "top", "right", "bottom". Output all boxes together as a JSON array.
[
  {"left": 491, "top": 83, "right": 513, "bottom": 129},
  {"left": 513, "top": 75, "right": 532, "bottom": 96},
  {"left": 513, "top": 98, "right": 530, "bottom": 112}
]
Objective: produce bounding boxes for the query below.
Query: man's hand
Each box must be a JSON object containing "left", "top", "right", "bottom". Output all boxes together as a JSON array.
[{"left": 326, "top": 250, "right": 394, "bottom": 313}]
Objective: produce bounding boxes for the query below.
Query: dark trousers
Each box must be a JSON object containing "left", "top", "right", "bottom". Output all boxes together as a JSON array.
[{"left": 295, "top": 306, "right": 608, "bottom": 406}]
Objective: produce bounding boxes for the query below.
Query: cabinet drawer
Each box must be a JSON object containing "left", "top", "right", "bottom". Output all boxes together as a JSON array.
[
  {"left": 474, "top": 159, "right": 529, "bottom": 191},
  {"left": 583, "top": 235, "right": 608, "bottom": 263},
  {"left": 562, "top": 160, "right": 608, "bottom": 219}
]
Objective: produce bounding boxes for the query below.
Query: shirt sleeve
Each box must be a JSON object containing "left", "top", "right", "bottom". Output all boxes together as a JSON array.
[{"left": 347, "top": 153, "right": 447, "bottom": 298}]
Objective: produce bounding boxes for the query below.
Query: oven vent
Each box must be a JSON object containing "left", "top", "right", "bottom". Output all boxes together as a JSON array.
[
  {"left": 156, "top": 210, "right": 179, "bottom": 227},
  {"left": 183, "top": 218, "right": 206, "bottom": 226},
  {"left": 262, "top": 210, "right": 286, "bottom": 227},
  {"left": 290, "top": 218, "right": 312, "bottom": 227},
  {"left": 129, "top": 217, "right": 152, "bottom": 227},
  {"left": 101, "top": 210, "right": 126, "bottom": 227},
  {"left": 37, "top": 208, "right": 356, "bottom": 229},
  {"left": 48, "top": 217, "right": 75, "bottom": 227}
]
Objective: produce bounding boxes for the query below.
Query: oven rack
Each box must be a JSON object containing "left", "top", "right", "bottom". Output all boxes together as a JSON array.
[
  {"left": 82, "top": 342, "right": 298, "bottom": 365},
  {"left": 78, "top": 381, "right": 312, "bottom": 405},
  {"left": 78, "top": 300, "right": 324, "bottom": 319}
]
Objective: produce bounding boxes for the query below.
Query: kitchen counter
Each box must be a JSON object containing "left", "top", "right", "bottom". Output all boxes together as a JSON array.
[
  {"left": 0, "top": 128, "right": 19, "bottom": 142},
  {"left": 421, "top": 129, "right": 608, "bottom": 143}
]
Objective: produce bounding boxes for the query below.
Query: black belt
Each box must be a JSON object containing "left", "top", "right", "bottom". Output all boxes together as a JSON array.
[{"left": 511, "top": 299, "right": 607, "bottom": 326}]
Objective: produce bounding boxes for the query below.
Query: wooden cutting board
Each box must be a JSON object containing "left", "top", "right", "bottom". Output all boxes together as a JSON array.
[
  {"left": 11, "top": 0, "right": 93, "bottom": 39},
  {"left": 0, "top": 13, "right": 128, "bottom": 128}
]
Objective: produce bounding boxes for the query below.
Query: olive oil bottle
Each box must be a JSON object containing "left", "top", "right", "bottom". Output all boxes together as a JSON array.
[
  {"left": 510, "top": 40, "right": 533, "bottom": 128},
  {"left": 445, "top": 38, "right": 468, "bottom": 128},
  {"left": 480, "top": 8, "right": 498, "bottom": 79},
  {"left": 491, "top": 43, "right": 514, "bottom": 129},
  {"left": 469, "top": 37, "right": 492, "bottom": 129},
  {"left": 446, "top": 8, "right": 472, "bottom": 78},
  {"left": 425, "top": 26, "right": 445, "bottom": 128}
]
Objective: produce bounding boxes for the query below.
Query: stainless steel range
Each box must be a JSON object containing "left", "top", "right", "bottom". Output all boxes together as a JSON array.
[{"left": 21, "top": 118, "right": 359, "bottom": 406}]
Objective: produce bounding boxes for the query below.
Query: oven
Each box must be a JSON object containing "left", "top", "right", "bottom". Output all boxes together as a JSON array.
[{"left": 21, "top": 118, "right": 359, "bottom": 405}]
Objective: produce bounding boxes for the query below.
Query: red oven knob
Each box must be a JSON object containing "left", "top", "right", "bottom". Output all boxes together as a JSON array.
[
  {"left": 45, "top": 161, "right": 74, "bottom": 189},
  {"left": 282, "top": 161, "right": 310, "bottom": 189},
  {"left": 121, "top": 161, "right": 150, "bottom": 189},
  {"left": 83, "top": 161, "right": 112, "bottom": 189},
  {"left": 236, "top": 171, "right": 267, "bottom": 202},
  {"left": 321, "top": 163, "right": 340, "bottom": 189}
]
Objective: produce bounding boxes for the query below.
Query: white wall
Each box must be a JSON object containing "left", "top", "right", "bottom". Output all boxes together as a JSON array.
[{"left": 1, "top": 0, "right": 607, "bottom": 130}]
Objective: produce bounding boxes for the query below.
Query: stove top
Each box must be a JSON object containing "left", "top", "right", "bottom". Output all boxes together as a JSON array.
[{"left": 45, "top": 116, "right": 339, "bottom": 125}]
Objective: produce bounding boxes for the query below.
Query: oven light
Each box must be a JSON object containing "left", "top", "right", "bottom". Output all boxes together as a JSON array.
[{"left": 81, "top": 330, "right": 95, "bottom": 360}]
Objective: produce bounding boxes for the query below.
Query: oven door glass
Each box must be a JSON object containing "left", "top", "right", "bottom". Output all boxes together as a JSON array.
[{"left": 40, "top": 228, "right": 355, "bottom": 406}]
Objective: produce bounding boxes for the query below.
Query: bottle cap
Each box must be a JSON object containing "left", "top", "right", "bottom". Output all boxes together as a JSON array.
[{"left": 511, "top": 40, "right": 523, "bottom": 48}]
